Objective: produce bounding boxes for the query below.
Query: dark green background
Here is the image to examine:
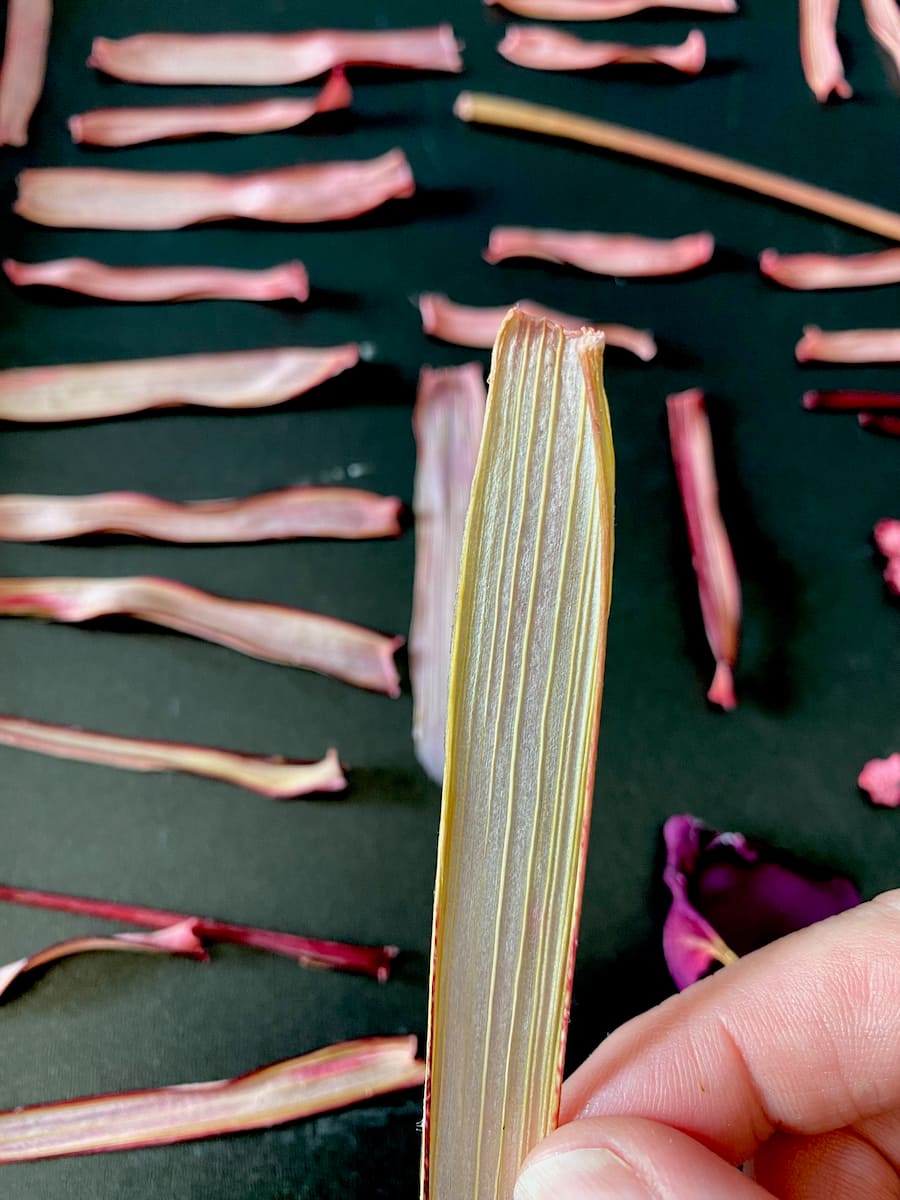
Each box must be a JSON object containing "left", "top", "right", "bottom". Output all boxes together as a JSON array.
[{"left": 0, "top": 0, "right": 897, "bottom": 1196}]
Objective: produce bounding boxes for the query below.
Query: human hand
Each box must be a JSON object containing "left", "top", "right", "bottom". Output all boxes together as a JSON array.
[{"left": 516, "top": 890, "right": 900, "bottom": 1198}]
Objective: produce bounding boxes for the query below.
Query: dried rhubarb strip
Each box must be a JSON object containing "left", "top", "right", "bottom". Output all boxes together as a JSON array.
[
  {"left": 88, "top": 26, "right": 462, "bottom": 85},
  {"left": 803, "top": 389, "right": 900, "bottom": 411},
  {"left": 0, "top": 345, "right": 358, "bottom": 424},
  {"left": 795, "top": 326, "right": 900, "bottom": 363},
  {"left": 799, "top": 0, "right": 852, "bottom": 101},
  {"left": 410, "top": 364, "right": 487, "bottom": 784},
  {"left": 418, "top": 293, "right": 656, "bottom": 360},
  {"left": 862, "top": 0, "right": 900, "bottom": 80},
  {"left": 69, "top": 69, "right": 351, "bottom": 147},
  {"left": 485, "top": 227, "right": 714, "bottom": 276},
  {"left": 760, "top": 247, "right": 900, "bottom": 290},
  {"left": 874, "top": 518, "right": 900, "bottom": 595},
  {"left": 486, "top": 0, "right": 735, "bottom": 18},
  {"left": 15, "top": 151, "right": 415, "bottom": 230},
  {"left": 0, "top": 0, "right": 52, "bottom": 147},
  {"left": 860, "top": 413, "right": 900, "bottom": 436},
  {"left": 858, "top": 754, "right": 900, "bottom": 806},
  {"left": 667, "top": 388, "right": 741, "bottom": 710},
  {"left": 0, "top": 714, "right": 346, "bottom": 799},
  {"left": 498, "top": 27, "right": 707, "bottom": 74},
  {"left": 0, "top": 1037, "right": 424, "bottom": 1163},
  {"left": 421, "top": 311, "right": 615, "bottom": 1198}
]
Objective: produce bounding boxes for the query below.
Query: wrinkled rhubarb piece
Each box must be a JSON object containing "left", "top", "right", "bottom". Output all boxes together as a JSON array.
[
  {"left": 70, "top": 69, "right": 351, "bottom": 147},
  {"left": 88, "top": 26, "right": 462, "bottom": 84},
  {"left": 0, "top": 714, "right": 346, "bottom": 799},
  {"left": 662, "top": 814, "right": 860, "bottom": 989},
  {"left": 874, "top": 518, "right": 900, "bottom": 595},
  {"left": 862, "top": 0, "right": 900, "bottom": 81},
  {"left": 796, "top": 325, "right": 900, "bottom": 363},
  {"left": 0, "top": 577, "right": 403, "bottom": 695},
  {"left": 799, "top": 0, "right": 852, "bottom": 101},
  {"left": 485, "top": 227, "right": 714, "bottom": 277},
  {"left": 15, "top": 150, "right": 415, "bottom": 230},
  {"left": 486, "top": 0, "right": 735, "bottom": 17},
  {"left": 0, "top": 1037, "right": 425, "bottom": 1163},
  {"left": 0, "top": 345, "right": 358, "bottom": 424},
  {"left": 0, "top": 0, "right": 52, "bottom": 147},
  {"left": 498, "top": 26, "right": 707, "bottom": 74},
  {"left": 858, "top": 754, "right": 900, "bottom": 807},
  {"left": 0, "top": 487, "right": 402, "bottom": 543},
  {"left": 803, "top": 389, "right": 900, "bottom": 411},
  {"left": 760, "top": 247, "right": 900, "bottom": 290},
  {"left": 418, "top": 293, "right": 656, "bottom": 359},
  {"left": 667, "top": 389, "right": 741, "bottom": 710},
  {"left": 859, "top": 412, "right": 900, "bottom": 436}
]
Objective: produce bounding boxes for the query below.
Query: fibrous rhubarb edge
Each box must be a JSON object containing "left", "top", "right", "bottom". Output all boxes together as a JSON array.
[
  {"left": 799, "top": 0, "right": 852, "bottom": 102},
  {"left": 485, "top": 227, "right": 714, "bottom": 277},
  {"left": 795, "top": 326, "right": 900, "bottom": 363},
  {"left": 760, "top": 247, "right": 900, "bottom": 290},
  {"left": 498, "top": 27, "right": 707, "bottom": 74},
  {"left": 421, "top": 310, "right": 615, "bottom": 1198},
  {"left": 485, "top": 0, "right": 735, "bottom": 19},
  {"left": 0, "top": 0, "right": 52, "bottom": 147}
]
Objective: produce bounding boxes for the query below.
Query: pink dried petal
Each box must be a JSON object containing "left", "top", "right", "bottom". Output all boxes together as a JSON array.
[
  {"left": 485, "top": 0, "right": 736, "bottom": 17},
  {"left": 0, "top": 0, "right": 52, "bottom": 147},
  {"left": 418, "top": 293, "right": 656, "bottom": 360},
  {"left": 88, "top": 26, "right": 462, "bottom": 84},
  {"left": 667, "top": 389, "right": 741, "bottom": 710},
  {"left": 0, "top": 1037, "right": 424, "bottom": 1163},
  {"left": 760, "top": 247, "right": 900, "bottom": 289},
  {"left": 484, "top": 227, "right": 714, "bottom": 276},
  {"left": 859, "top": 413, "right": 900, "bottom": 436},
  {"left": 858, "top": 754, "right": 900, "bottom": 806},
  {"left": 862, "top": 0, "right": 900, "bottom": 81},
  {"left": 0, "top": 345, "right": 358, "bottom": 424},
  {"left": 874, "top": 518, "right": 900, "bottom": 559},
  {"left": 15, "top": 150, "right": 415, "bottom": 230},
  {"left": 498, "top": 26, "right": 706, "bottom": 74},
  {"left": 799, "top": 0, "right": 852, "bottom": 101},
  {"left": 795, "top": 325, "right": 900, "bottom": 363},
  {"left": 69, "top": 69, "right": 351, "bottom": 148},
  {"left": 0, "top": 577, "right": 402, "bottom": 695},
  {"left": 803, "top": 389, "right": 900, "bottom": 411}
]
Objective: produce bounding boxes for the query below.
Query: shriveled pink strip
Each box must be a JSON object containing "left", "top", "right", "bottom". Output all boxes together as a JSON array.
[
  {"left": 761, "top": 247, "right": 900, "bottom": 289},
  {"left": 667, "top": 388, "right": 741, "bottom": 711},
  {"left": 15, "top": 150, "right": 415, "bottom": 230},
  {"left": 0, "top": 0, "right": 52, "bottom": 147},
  {"left": 0, "top": 1037, "right": 425, "bottom": 1163},
  {"left": 0, "top": 345, "right": 358, "bottom": 424},
  {"left": 88, "top": 26, "right": 462, "bottom": 85},
  {"left": 484, "top": 228, "right": 714, "bottom": 276},
  {"left": 485, "top": 0, "right": 736, "bottom": 18},
  {"left": 0, "top": 715, "right": 346, "bottom": 799},
  {"left": 0, "top": 488, "right": 402, "bottom": 544},
  {"left": 410, "top": 365, "right": 486, "bottom": 784},
  {"left": 874, "top": 518, "right": 900, "bottom": 595},
  {"left": 795, "top": 325, "right": 900, "bottom": 362},
  {"left": 799, "top": 0, "right": 852, "bottom": 102},
  {"left": 862, "top": 0, "right": 900, "bottom": 79},
  {"left": 498, "top": 27, "right": 707, "bottom": 74},
  {"left": 858, "top": 753, "right": 900, "bottom": 807},
  {"left": 0, "top": 576, "right": 402, "bottom": 696},
  {"left": 69, "top": 69, "right": 351, "bottom": 147},
  {"left": 418, "top": 293, "right": 656, "bottom": 360},
  {"left": 860, "top": 412, "right": 900, "bottom": 436}
]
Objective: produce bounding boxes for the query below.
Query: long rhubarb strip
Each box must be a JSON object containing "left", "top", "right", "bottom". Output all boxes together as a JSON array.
[
  {"left": 667, "top": 388, "right": 741, "bottom": 710},
  {"left": 760, "top": 247, "right": 900, "bottom": 290},
  {"left": 795, "top": 326, "right": 900, "bottom": 362},
  {"left": 498, "top": 27, "right": 707, "bottom": 74},
  {"left": 0, "top": 1038, "right": 425, "bottom": 1163},
  {"left": 859, "top": 413, "right": 900, "bottom": 436},
  {"left": 418, "top": 293, "right": 656, "bottom": 360},
  {"left": 862, "top": 0, "right": 900, "bottom": 79},
  {"left": 799, "top": 0, "right": 852, "bottom": 101},
  {"left": 15, "top": 151, "right": 415, "bottom": 230},
  {"left": 410, "top": 364, "right": 487, "bottom": 784},
  {"left": 88, "top": 26, "right": 462, "bottom": 85},
  {"left": 485, "top": 227, "right": 714, "bottom": 276},
  {"left": 0, "top": 577, "right": 402, "bottom": 696},
  {"left": 70, "top": 70, "right": 351, "bottom": 147},
  {"left": 486, "top": 0, "right": 735, "bottom": 18},
  {"left": 803, "top": 389, "right": 900, "bottom": 411},
  {"left": 0, "top": 345, "right": 358, "bottom": 424},
  {"left": 0, "top": 0, "right": 52, "bottom": 147},
  {"left": 874, "top": 518, "right": 900, "bottom": 595}
]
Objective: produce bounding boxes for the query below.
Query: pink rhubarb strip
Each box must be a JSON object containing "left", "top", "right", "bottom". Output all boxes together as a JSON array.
[
  {"left": 795, "top": 326, "right": 900, "bottom": 363},
  {"left": 874, "top": 518, "right": 900, "bottom": 595},
  {"left": 803, "top": 389, "right": 900, "bottom": 411},
  {"left": 484, "top": 227, "right": 714, "bottom": 276},
  {"left": 799, "top": 0, "right": 852, "bottom": 101},
  {"left": 861, "top": 0, "right": 900, "bottom": 80},
  {"left": 760, "top": 247, "right": 900, "bottom": 289},
  {"left": 667, "top": 388, "right": 741, "bottom": 710},
  {"left": 858, "top": 754, "right": 900, "bottom": 807},
  {"left": 70, "top": 69, "right": 351, "bottom": 147},
  {"left": 0, "top": 576, "right": 403, "bottom": 695},
  {"left": 0, "top": 345, "right": 358, "bottom": 424},
  {"left": 0, "top": 0, "right": 52, "bottom": 147},
  {"left": 498, "top": 26, "right": 706, "bottom": 73},
  {"left": 15, "top": 150, "right": 415, "bottom": 230},
  {"left": 485, "top": 0, "right": 735, "bottom": 17},
  {"left": 860, "top": 413, "right": 900, "bottom": 436},
  {"left": 0, "top": 1037, "right": 425, "bottom": 1163},
  {"left": 88, "top": 26, "right": 462, "bottom": 85},
  {"left": 418, "top": 293, "right": 656, "bottom": 360}
]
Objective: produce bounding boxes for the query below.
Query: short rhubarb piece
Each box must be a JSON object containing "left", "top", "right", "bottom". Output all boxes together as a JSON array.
[
  {"left": 15, "top": 151, "right": 415, "bottom": 230},
  {"left": 418, "top": 293, "right": 656, "bottom": 360},
  {"left": 874, "top": 518, "right": 900, "bottom": 595},
  {"left": 803, "top": 389, "right": 900, "bottom": 411},
  {"left": 0, "top": 0, "right": 52, "bottom": 147},
  {"left": 795, "top": 326, "right": 900, "bottom": 363},
  {"left": 485, "top": 0, "right": 736, "bottom": 18},
  {"left": 858, "top": 754, "right": 900, "bottom": 807},
  {"left": 421, "top": 310, "right": 615, "bottom": 1198},
  {"left": 799, "top": 0, "right": 852, "bottom": 101},
  {"left": 667, "top": 389, "right": 741, "bottom": 711},
  {"left": 498, "top": 27, "right": 707, "bottom": 74},
  {"left": 760, "top": 247, "right": 900, "bottom": 290},
  {"left": 0, "top": 1037, "right": 425, "bottom": 1163},
  {"left": 859, "top": 413, "right": 900, "bottom": 436},
  {"left": 861, "top": 0, "right": 900, "bottom": 82},
  {"left": 485, "top": 228, "right": 714, "bottom": 277},
  {"left": 410, "top": 364, "right": 487, "bottom": 784}
]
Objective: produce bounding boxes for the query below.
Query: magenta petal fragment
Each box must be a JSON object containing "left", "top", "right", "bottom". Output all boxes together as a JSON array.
[
  {"left": 0, "top": 0, "right": 52, "bottom": 148},
  {"left": 485, "top": 0, "right": 736, "bottom": 19},
  {"left": 760, "top": 247, "right": 900, "bottom": 290},
  {"left": 498, "top": 26, "right": 706, "bottom": 74},
  {"left": 859, "top": 754, "right": 900, "bottom": 807},
  {"left": 484, "top": 227, "right": 714, "bottom": 276},
  {"left": 859, "top": 412, "right": 900, "bottom": 437},
  {"left": 799, "top": 0, "right": 853, "bottom": 101},
  {"left": 795, "top": 325, "right": 900, "bottom": 363}
]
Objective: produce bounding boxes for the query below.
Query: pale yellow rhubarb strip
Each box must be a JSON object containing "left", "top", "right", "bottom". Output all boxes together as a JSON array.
[{"left": 0, "top": 0, "right": 52, "bottom": 147}]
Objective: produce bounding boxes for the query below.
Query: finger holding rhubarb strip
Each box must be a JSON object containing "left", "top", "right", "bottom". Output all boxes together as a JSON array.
[
  {"left": 799, "top": 0, "right": 852, "bottom": 102},
  {"left": 760, "top": 247, "right": 900, "bottom": 290},
  {"left": 498, "top": 26, "right": 707, "bottom": 74},
  {"left": 667, "top": 388, "right": 741, "bottom": 711},
  {"left": 795, "top": 325, "right": 900, "bottom": 363},
  {"left": 0, "top": 0, "right": 52, "bottom": 147},
  {"left": 485, "top": 0, "right": 736, "bottom": 18},
  {"left": 858, "top": 754, "right": 900, "bottom": 807},
  {"left": 859, "top": 412, "right": 900, "bottom": 436},
  {"left": 862, "top": 0, "right": 900, "bottom": 80},
  {"left": 484, "top": 228, "right": 714, "bottom": 277},
  {"left": 803, "top": 389, "right": 900, "bottom": 411}
]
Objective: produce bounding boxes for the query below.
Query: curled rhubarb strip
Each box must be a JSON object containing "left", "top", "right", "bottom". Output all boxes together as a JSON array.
[
  {"left": 667, "top": 388, "right": 741, "bottom": 710},
  {"left": 418, "top": 293, "right": 656, "bottom": 360},
  {"left": 0, "top": 488, "right": 402, "bottom": 544},
  {"left": 862, "top": 0, "right": 900, "bottom": 80},
  {"left": 88, "top": 26, "right": 462, "bottom": 85},
  {"left": 0, "top": 345, "right": 358, "bottom": 424},
  {"left": 795, "top": 326, "right": 900, "bottom": 363},
  {"left": 69, "top": 69, "right": 351, "bottom": 147},
  {"left": 859, "top": 413, "right": 900, "bottom": 436},
  {"left": 760, "top": 247, "right": 900, "bottom": 290},
  {"left": 15, "top": 150, "right": 415, "bottom": 230},
  {"left": 410, "top": 364, "right": 487, "bottom": 784},
  {"left": 486, "top": 0, "right": 735, "bottom": 18},
  {"left": 485, "top": 227, "right": 714, "bottom": 277},
  {"left": 803, "top": 389, "right": 900, "bottom": 411},
  {"left": 799, "top": 0, "right": 852, "bottom": 102},
  {"left": 0, "top": 0, "right": 52, "bottom": 147},
  {"left": 874, "top": 518, "right": 900, "bottom": 595},
  {"left": 0, "top": 1037, "right": 424, "bottom": 1163},
  {"left": 858, "top": 754, "right": 900, "bottom": 806},
  {"left": 498, "top": 27, "right": 707, "bottom": 74}
]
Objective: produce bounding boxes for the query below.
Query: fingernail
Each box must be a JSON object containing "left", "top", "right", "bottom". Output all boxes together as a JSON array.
[{"left": 515, "top": 1148, "right": 652, "bottom": 1200}]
